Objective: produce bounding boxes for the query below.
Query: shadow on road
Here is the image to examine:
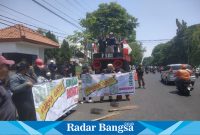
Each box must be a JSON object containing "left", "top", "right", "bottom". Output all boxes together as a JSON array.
[
  {"left": 93, "top": 99, "right": 128, "bottom": 103},
  {"left": 169, "top": 90, "right": 191, "bottom": 97}
]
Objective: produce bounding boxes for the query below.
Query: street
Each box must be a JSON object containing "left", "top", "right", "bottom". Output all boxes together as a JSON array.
[{"left": 65, "top": 72, "right": 200, "bottom": 121}]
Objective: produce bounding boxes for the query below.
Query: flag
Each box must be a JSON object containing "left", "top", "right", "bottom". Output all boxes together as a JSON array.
[{"left": 123, "top": 40, "right": 132, "bottom": 54}]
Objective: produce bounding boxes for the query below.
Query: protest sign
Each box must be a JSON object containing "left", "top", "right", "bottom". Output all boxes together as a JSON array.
[
  {"left": 81, "top": 72, "right": 135, "bottom": 98},
  {"left": 32, "top": 77, "right": 79, "bottom": 121}
]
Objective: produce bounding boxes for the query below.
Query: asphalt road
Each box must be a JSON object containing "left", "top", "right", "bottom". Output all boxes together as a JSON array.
[{"left": 64, "top": 72, "right": 200, "bottom": 121}]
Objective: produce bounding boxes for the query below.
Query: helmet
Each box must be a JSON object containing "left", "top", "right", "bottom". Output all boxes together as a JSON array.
[
  {"left": 181, "top": 64, "right": 187, "bottom": 69},
  {"left": 50, "top": 60, "right": 54, "bottom": 63},
  {"left": 35, "top": 58, "right": 45, "bottom": 69}
]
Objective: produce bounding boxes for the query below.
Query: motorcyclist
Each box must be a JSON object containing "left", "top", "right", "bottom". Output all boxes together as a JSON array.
[
  {"left": 175, "top": 64, "right": 192, "bottom": 92},
  {"left": 145, "top": 66, "right": 149, "bottom": 74}
]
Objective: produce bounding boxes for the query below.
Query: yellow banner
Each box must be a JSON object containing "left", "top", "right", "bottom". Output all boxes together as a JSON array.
[
  {"left": 85, "top": 76, "right": 117, "bottom": 96},
  {"left": 36, "top": 80, "right": 65, "bottom": 120}
]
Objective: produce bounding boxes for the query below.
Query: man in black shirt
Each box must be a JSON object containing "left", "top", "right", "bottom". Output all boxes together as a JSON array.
[
  {"left": 0, "top": 56, "right": 16, "bottom": 120},
  {"left": 98, "top": 36, "right": 106, "bottom": 57},
  {"left": 10, "top": 61, "right": 37, "bottom": 121},
  {"left": 136, "top": 64, "right": 145, "bottom": 88}
]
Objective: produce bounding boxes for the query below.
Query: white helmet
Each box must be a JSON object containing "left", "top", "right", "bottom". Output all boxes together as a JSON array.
[{"left": 50, "top": 60, "right": 54, "bottom": 63}]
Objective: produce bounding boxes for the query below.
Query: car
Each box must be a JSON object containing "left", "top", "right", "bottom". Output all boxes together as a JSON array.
[{"left": 161, "top": 64, "right": 196, "bottom": 85}]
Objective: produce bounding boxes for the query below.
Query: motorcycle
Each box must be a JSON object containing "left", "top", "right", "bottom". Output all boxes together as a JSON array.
[
  {"left": 175, "top": 79, "right": 193, "bottom": 96},
  {"left": 195, "top": 68, "right": 199, "bottom": 78},
  {"left": 145, "top": 70, "right": 149, "bottom": 74},
  {"left": 152, "top": 69, "right": 156, "bottom": 74}
]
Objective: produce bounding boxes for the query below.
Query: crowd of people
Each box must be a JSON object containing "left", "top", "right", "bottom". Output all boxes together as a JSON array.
[
  {"left": 0, "top": 54, "right": 147, "bottom": 121},
  {"left": 98, "top": 32, "right": 126, "bottom": 57},
  {"left": 81, "top": 63, "right": 131, "bottom": 103},
  {"left": 0, "top": 56, "right": 76, "bottom": 121}
]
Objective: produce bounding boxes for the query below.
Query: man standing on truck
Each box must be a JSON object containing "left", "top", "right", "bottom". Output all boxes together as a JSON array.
[
  {"left": 106, "top": 32, "right": 117, "bottom": 56},
  {"left": 98, "top": 36, "right": 106, "bottom": 57}
]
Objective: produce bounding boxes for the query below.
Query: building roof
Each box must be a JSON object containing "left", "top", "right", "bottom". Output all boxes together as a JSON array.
[{"left": 0, "top": 24, "right": 59, "bottom": 48}]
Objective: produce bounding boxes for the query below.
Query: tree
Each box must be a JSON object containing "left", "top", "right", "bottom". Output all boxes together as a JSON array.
[
  {"left": 80, "top": 2, "right": 144, "bottom": 64},
  {"left": 59, "top": 39, "right": 72, "bottom": 64},
  {"left": 37, "top": 28, "right": 47, "bottom": 36},
  {"left": 80, "top": 2, "right": 138, "bottom": 42},
  {"left": 44, "top": 31, "right": 60, "bottom": 62},
  {"left": 151, "top": 19, "right": 200, "bottom": 66},
  {"left": 129, "top": 42, "right": 145, "bottom": 65},
  {"left": 143, "top": 56, "right": 153, "bottom": 66}
]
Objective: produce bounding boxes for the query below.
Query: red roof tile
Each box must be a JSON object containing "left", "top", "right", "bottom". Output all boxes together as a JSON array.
[{"left": 0, "top": 24, "right": 59, "bottom": 48}]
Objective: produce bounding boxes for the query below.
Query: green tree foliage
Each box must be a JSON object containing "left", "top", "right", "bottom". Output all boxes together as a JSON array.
[
  {"left": 44, "top": 31, "right": 60, "bottom": 62},
  {"left": 80, "top": 2, "right": 144, "bottom": 64},
  {"left": 143, "top": 56, "right": 153, "bottom": 66},
  {"left": 130, "top": 42, "right": 146, "bottom": 65},
  {"left": 151, "top": 19, "right": 200, "bottom": 66},
  {"left": 58, "top": 39, "right": 72, "bottom": 64},
  {"left": 80, "top": 2, "right": 138, "bottom": 41}
]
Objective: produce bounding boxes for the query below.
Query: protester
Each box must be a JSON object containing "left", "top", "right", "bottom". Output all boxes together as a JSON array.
[
  {"left": 48, "top": 60, "right": 57, "bottom": 80},
  {"left": 106, "top": 32, "right": 116, "bottom": 55},
  {"left": 61, "top": 61, "right": 72, "bottom": 77},
  {"left": 34, "top": 58, "right": 46, "bottom": 77},
  {"left": 98, "top": 36, "right": 106, "bottom": 57},
  {"left": 81, "top": 66, "right": 93, "bottom": 103},
  {"left": 115, "top": 67, "right": 130, "bottom": 101},
  {"left": 0, "top": 56, "right": 16, "bottom": 120},
  {"left": 28, "top": 64, "right": 38, "bottom": 83},
  {"left": 33, "top": 58, "right": 50, "bottom": 83},
  {"left": 71, "top": 61, "right": 76, "bottom": 77},
  {"left": 10, "top": 61, "right": 37, "bottom": 121},
  {"left": 136, "top": 64, "right": 145, "bottom": 88},
  {"left": 100, "top": 64, "right": 115, "bottom": 102}
]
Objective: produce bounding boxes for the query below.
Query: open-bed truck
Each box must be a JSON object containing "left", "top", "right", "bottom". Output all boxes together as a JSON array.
[{"left": 92, "top": 49, "right": 131, "bottom": 73}]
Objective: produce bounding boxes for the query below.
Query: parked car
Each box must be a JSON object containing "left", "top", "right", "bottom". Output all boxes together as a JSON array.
[{"left": 161, "top": 64, "right": 196, "bottom": 85}]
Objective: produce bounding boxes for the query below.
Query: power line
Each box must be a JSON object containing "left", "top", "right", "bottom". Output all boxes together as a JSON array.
[
  {"left": 0, "top": 14, "right": 69, "bottom": 36},
  {"left": 0, "top": 3, "right": 66, "bottom": 33},
  {"left": 40, "top": 0, "right": 80, "bottom": 24},
  {"left": 73, "top": 0, "right": 89, "bottom": 12},
  {"left": 0, "top": 8, "right": 69, "bottom": 35},
  {"left": 64, "top": 0, "right": 84, "bottom": 13},
  {"left": 53, "top": 0, "right": 82, "bottom": 18},
  {"left": 32, "top": 0, "right": 82, "bottom": 30},
  {"left": 136, "top": 39, "right": 171, "bottom": 42},
  {"left": 0, "top": 19, "right": 66, "bottom": 39}
]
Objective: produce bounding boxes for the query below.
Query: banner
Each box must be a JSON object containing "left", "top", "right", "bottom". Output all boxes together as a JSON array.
[
  {"left": 0, "top": 121, "right": 200, "bottom": 135},
  {"left": 32, "top": 77, "right": 79, "bottom": 121},
  {"left": 81, "top": 72, "right": 135, "bottom": 98}
]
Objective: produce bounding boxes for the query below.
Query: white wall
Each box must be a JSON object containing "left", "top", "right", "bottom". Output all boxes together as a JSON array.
[
  {"left": 0, "top": 41, "right": 55, "bottom": 60},
  {"left": 39, "top": 48, "right": 44, "bottom": 60},
  {"left": 16, "top": 43, "right": 40, "bottom": 56},
  {"left": 0, "top": 42, "right": 17, "bottom": 55}
]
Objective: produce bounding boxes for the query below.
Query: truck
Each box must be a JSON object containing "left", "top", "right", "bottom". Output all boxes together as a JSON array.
[{"left": 92, "top": 48, "right": 131, "bottom": 73}]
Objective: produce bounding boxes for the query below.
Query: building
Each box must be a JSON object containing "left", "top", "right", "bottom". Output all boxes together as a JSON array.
[{"left": 0, "top": 24, "right": 59, "bottom": 64}]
